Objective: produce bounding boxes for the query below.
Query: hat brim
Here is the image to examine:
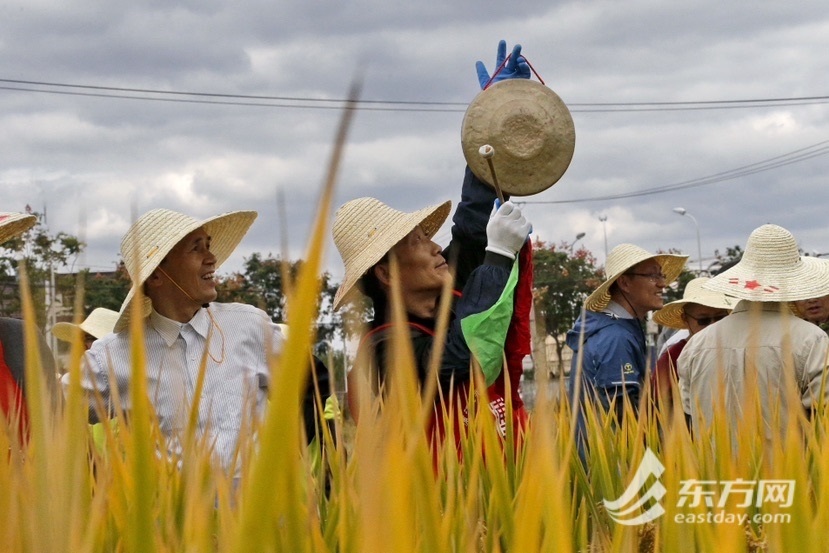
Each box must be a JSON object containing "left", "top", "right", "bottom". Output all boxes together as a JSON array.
[
  {"left": 703, "top": 255, "right": 829, "bottom": 302},
  {"left": 461, "top": 79, "right": 576, "bottom": 197},
  {"left": 333, "top": 201, "right": 451, "bottom": 311},
  {"left": 585, "top": 253, "right": 688, "bottom": 312},
  {"left": 51, "top": 322, "right": 83, "bottom": 343},
  {"left": 0, "top": 213, "right": 37, "bottom": 245},
  {"left": 652, "top": 294, "right": 735, "bottom": 329},
  {"left": 114, "top": 210, "right": 256, "bottom": 332}
]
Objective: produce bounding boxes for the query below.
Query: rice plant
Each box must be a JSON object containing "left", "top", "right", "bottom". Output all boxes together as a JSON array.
[{"left": 3, "top": 98, "right": 829, "bottom": 552}]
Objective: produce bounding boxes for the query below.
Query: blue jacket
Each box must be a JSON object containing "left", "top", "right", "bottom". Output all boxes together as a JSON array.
[{"left": 565, "top": 310, "right": 646, "bottom": 414}]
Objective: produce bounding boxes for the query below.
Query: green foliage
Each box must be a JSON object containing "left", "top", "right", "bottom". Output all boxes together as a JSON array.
[
  {"left": 215, "top": 252, "right": 339, "bottom": 356},
  {"left": 711, "top": 244, "right": 744, "bottom": 275},
  {"left": 532, "top": 239, "right": 603, "bottom": 372},
  {"left": 78, "top": 262, "right": 132, "bottom": 312}
]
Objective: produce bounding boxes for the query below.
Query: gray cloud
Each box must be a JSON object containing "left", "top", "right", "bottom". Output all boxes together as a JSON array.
[{"left": 2, "top": 0, "right": 829, "bottom": 290}]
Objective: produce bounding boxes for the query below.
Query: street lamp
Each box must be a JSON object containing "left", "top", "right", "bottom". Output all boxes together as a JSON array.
[
  {"left": 570, "top": 232, "right": 586, "bottom": 254},
  {"left": 673, "top": 207, "right": 702, "bottom": 273},
  {"left": 598, "top": 215, "right": 608, "bottom": 259}
]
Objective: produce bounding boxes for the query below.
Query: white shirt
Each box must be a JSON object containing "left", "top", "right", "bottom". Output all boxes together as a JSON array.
[{"left": 66, "top": 302, "right": 284, "bottom": 474}]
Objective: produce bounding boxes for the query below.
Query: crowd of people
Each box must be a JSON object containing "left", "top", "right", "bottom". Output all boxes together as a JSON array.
[{"left": 3, "top": 40, "right": 829, "bottom": 477}]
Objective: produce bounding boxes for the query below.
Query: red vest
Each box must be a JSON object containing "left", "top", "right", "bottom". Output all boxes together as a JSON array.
[{"left": 0, "top": 339, "right": 28, "bottom": 441}]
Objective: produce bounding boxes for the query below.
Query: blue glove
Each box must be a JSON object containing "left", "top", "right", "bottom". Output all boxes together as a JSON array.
[{"left": 475, "top": 40, "right": 531, "bottom": 89}]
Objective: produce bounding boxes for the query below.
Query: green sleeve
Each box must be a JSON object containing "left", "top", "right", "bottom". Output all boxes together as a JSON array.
[{"left": 460, "top": 260, "right": 519, "bottom": 386}]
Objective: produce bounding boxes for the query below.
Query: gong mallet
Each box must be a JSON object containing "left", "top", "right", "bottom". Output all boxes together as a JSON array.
[{"left": 478, "top": 144, "right": 506, "bottom": 205}]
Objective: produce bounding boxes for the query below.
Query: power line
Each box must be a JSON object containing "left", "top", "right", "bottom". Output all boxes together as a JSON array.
[
  {"left": 0, "top": 85, "right": 461, "bottom": 113},
  {"left": 518, "top": 139, "right": 829, "bottom": 205},
  {"left": 2, "top": 77, "right": 829, "bottom": 113}
]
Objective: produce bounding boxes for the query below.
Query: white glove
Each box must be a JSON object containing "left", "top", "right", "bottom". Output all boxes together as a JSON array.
[{"left": 485, "top": 200, "right": 531, "bottom": 260}]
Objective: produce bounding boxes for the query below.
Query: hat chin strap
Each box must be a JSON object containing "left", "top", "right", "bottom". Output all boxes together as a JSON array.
[
  {"left": 616, "top": 287, "right": 644, "bottom": 321},
  {"left": 156, "top": 266, "right": 207, "bottom": 307},
  {"left": 156, "top": 266, "right": 225, "bottom": 364}
]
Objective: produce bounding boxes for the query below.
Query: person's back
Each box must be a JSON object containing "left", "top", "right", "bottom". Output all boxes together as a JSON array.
[
  {"left": 678, "top": 225, "right": 829, "bottom": 444},
  {"left": 679, "top": 301, "right": 829, "bottom": 441}
]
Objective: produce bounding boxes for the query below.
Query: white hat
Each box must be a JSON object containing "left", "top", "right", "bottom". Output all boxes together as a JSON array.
[
  {"left": 115, "top": 208, "right": 257, "bottom": 332},
  {"left": 652, "top": 277, "right": 735, "bottom": 329},
  {"left": 0, "top": 212, "right": 36, "bottom": 245},
  {"left": 584, "top": 244, "right": 688, "bottom": 312},
  {"left": 51, "top": 307, "right": 120, "bottom": 343},
  {"left": 703, "top": 224, "right": 829, "bottom": 302},
  {"left": 332, "top": 197, "right": 451, "bottom": 311}
]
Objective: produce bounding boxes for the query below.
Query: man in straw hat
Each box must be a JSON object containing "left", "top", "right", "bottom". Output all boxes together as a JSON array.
[
  {"left": 679, "top": 224, "right": 829, "bottom": 441},
  {"left": 566, "top": 244, "right": 687, "bottom": 428},
  {"left": 51, "top": 307, "right": 119, "bottom": 352},
  {"left": 66, "top": 208, "right": 328, "bottom": 474},
  {"left": 0, "top": 211, "right": 57, "bottom": 439},
  {"left": 651, "top": 277, "right": 734, "bottom": 412},
  {"left": 334, "top": 40, "right": 534, "bottom": 442}
]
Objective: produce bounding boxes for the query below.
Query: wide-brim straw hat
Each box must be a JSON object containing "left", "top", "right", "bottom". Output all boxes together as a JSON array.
[
  {"left": 0, "top": 212, "right": 37, "bottom": 245},
  {"left": 51, "top": 307, "right": 120, "bottom": 343},
  {"left": 652, "top": 277, "right": 736, "bottom": 329},
  {"left": 461, "top": 79, "right": 576, "bottom": 197},
  {"left": 114, "top": 208, "right": 257, "bottom": 332},
  {"left": 584, "top": 244, "right": 688, "bottom": 312},
  {"left": 703, "top": 224, "right": 829, "bottom": 302},
  {"left": 332, "top": 197, "right": 451, "bottom": 311}
]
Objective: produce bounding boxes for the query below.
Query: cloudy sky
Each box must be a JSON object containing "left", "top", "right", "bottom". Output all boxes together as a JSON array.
[{"left": 2, "top": 0, "right": 829, "bottom": 286}]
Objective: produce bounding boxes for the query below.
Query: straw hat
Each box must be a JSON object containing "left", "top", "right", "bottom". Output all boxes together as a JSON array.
[
  {"left": 114, "top": 208, "right": 257, "bottom": 332},
  {"left": 584, "top": 244, "right": 688, "bottom": 312},
  {"left": 703, "top": 224, "right": 829, "bottom": 302},
  {"left": 332, "top": 197, "right": 451, "bottom": 310},
  {"left": 0, "top": 212, "right": 37, "bottom": 245},
  {"left": 652, "top": 277, "right": 735, "bottom": 329},
  {"left": 51, "top": 307, "right": 120, "bottom": 343},
  {"left": 461, "top": 79, "right": 576, "bottom": 197}
]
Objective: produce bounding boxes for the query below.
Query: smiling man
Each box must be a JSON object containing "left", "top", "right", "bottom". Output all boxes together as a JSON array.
[
  {"left": 566, "top": 244, "right": 687, "bottom": 429},
  {"left": 64, "top": 208, "right": 323, "bottom": 475}
]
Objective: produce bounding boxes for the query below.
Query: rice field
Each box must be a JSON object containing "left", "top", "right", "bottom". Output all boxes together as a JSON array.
[
  {"left": 2, "top": 101, "right": 826, "bottom": 552},
  {"left": 3, "top": 250, "right": 829, "bottom": 552}
]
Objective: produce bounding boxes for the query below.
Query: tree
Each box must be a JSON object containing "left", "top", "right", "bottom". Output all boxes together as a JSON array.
[
  {"left": 0, "top": 208, "right": 85, "bottom": 329},
  {"left": 710, "top": 245, "right": 744, "bottom": 275},
  {"left": 79, "top": 262, "right": 132, "bottom": 312},
  {"left": 215, "top": 252, "right": 339, "bottom": 356},
  {"left": 532, "top": 239, "right": 603, "bottom": 374}
]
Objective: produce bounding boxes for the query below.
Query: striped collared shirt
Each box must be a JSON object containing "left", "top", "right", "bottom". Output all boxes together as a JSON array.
[{"left": 66, "top": 302, "right": 284, "bottom": 474}]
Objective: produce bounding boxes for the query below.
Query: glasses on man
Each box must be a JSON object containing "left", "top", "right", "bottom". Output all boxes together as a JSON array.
[
  {"left": 684, "top": 313, "right": 727, "bottom": 327},
  {"left": 625, "top": 272, "right": 667, "bottom": 283}
]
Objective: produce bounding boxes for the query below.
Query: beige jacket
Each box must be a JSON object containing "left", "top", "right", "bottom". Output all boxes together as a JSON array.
[{"left": 678, "top": 301, "right": 829, "bottom": 440}]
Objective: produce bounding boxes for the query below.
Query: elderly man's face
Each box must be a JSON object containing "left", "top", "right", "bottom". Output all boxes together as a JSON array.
[
  {"left": 388, "top": 226, "right": 450, "bottom": 297},
  {"left": 156, "top": 227, "right": 218, "bottom": 308},
  {"left": 794, "top": 294, "right": 829, "bottom": 325}
]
